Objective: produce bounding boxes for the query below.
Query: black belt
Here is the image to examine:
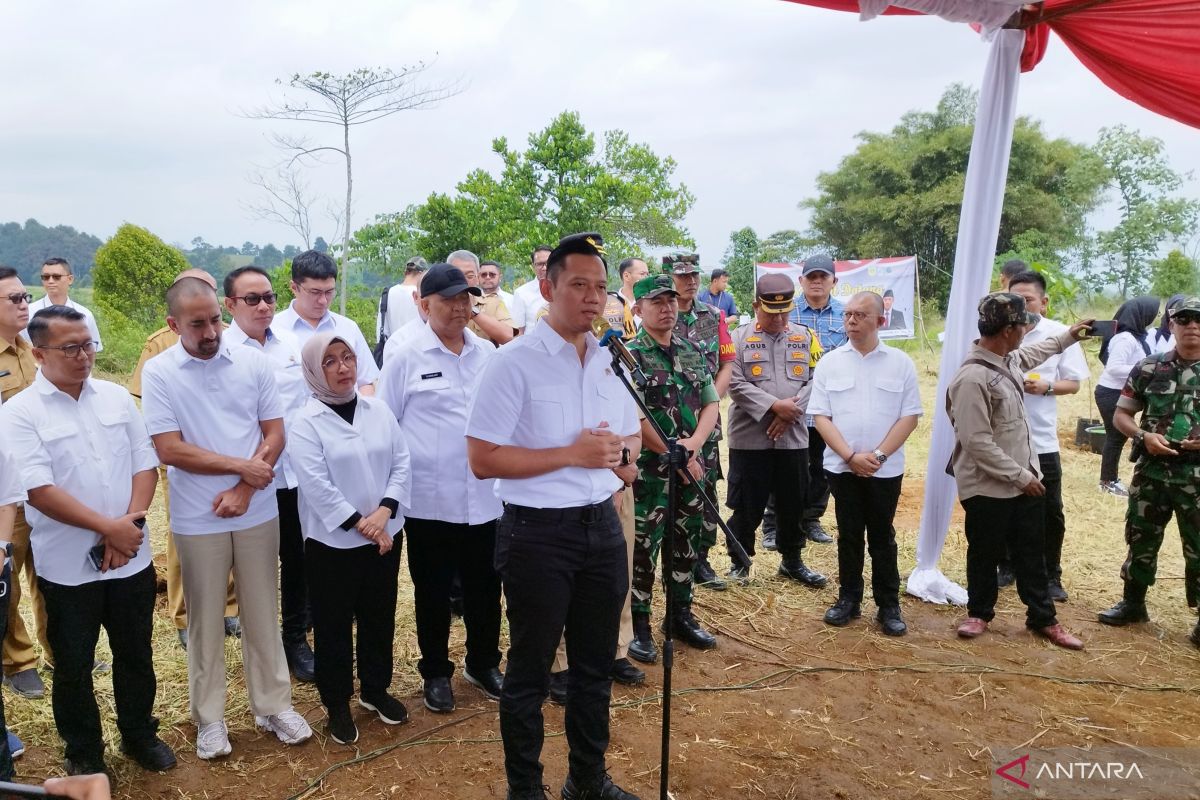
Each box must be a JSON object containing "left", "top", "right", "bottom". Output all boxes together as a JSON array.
[{"left": 504, "top": 501, "right": 613, "bottom": 524}]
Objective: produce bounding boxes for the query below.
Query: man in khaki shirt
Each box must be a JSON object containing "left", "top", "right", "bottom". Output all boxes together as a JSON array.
[
  {"left": 946, "top": 292, "right": 1089, "bottom": 650},
  {"left": 129, "top": 269, "right": 238, "bottom": 648},
  {"left": 447, "top": 250, "right": 514, "bottom": 345},
  {"left": 0, "top": 266, "right": 50, "bottom": 699}
]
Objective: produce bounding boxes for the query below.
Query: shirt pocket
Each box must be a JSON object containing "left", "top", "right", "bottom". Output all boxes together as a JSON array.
[
  {"left": 874, "top": 379, "right": 905, "bottom": 420},
  {"left": 97, "top": 410, "right": 132, "bottom": 460},
  {"left": 824, "top": 376, "right": 854, "bottom": 412},
  {"left": 741, "top": 347, "right": 772, "bottom": 382},
  {"left": 530, "top": 387, "right": 566, "bottom": 440},
  {"left": 40, "top": 424, "right": 83, "bottom": 471}
]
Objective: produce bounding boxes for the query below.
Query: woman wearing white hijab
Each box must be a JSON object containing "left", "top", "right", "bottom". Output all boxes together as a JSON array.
[{"left": 289, "top": 332, "right": 411, "bottom": 745}]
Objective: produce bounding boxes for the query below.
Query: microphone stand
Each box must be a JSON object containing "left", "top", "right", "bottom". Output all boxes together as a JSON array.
[{"left": 600, "top": 333, "right": 752, "bottom": 800}]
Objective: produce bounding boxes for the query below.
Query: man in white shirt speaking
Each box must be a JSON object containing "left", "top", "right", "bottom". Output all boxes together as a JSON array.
[
  {"left": 141, "top": 277, "right": 311, "bottom": 760},
  {"left": 809, "top": 292, "right": 922, "bottom": 636},
  {"left": 379, "top": 262, "right": 504, "bottom": 714},
  {"left": 3, "top": 306, "right": 174, "bottom": 776}
]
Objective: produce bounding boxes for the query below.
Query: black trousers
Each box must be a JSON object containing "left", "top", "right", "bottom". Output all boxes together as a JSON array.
[
  {"left": 1004, "top": 453, "right": 1065, "bottom": 581},
  {"left": 828, "top": 472, "right": 903, "bottom": 607},
  {"left": 961, "top": 494, "right": 1058, "bottom": 629},
  {"left": 726, "top": 449, "right": 807, "bottom": 566},
  {"left": 404, "top": 517, "right": 502, "bottom": 680},
  {"left": 495, "top": 501, "right": 626, "bottom": 792},
  {"left": 304, "top": 538, "right": 401, "bottom": 709},
  {"left": 1095, "top": 386, "right": 1127, "bottom": 483},
  {"left": 39, "top": 565, "right": 159, "bottom": 763},
  {"left": 0, "top": 559, "right": 13, "bottom": 780},
  {"left": 276, "top": 488, "right": 309, "bottom": 645},
  {"left": 802, "top": 426, "right": 831, "bottom": 524}
]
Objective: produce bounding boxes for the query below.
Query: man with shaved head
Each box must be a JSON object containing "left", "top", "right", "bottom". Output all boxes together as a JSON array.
[{"left": 129, "top": 269, "right": 239, "bottom": 649}]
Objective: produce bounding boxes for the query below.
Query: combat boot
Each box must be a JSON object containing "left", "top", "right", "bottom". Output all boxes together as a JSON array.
[
  {"left": 627, "top": 613, "right": 658, "bottom": 664},
  {"left": 1098, "top": 582, "right": 1150, "bottom": 626},
  {"left": 693, "top": 548, "right": 727, "bottom": 591},
  {"left": 662, "top": 604, "right": 717, "bottom": 650}
]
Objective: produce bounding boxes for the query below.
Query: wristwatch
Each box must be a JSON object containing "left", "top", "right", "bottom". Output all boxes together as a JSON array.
[
  {"left": 1133, "top": 431, "right": 1146, "bottom": 449},
  {"left": 872, "top": 449, "right": 888, "bottom": 464},
  {"left": 620, "top": 446, "right": 631, "bottom": 467}
]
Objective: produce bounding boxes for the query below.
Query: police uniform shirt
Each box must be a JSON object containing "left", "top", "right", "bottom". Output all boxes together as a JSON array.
[
  {"left": 0, "top": 333, "right": 37, "bottom": 404},
  {"left": 141, "top": 341, "right": 283, "bottom": 534},
  {"left": 469, "top": 293, "right": 515, "bottom": 343},
  {"left": 274, "top": 301, "right": 381, "bottom": 387},
  {"left": 465, "top": 320, "right": 639, "bottom": 508},
  {"left": 288, "top": 395, "right": 410, "bottom": 548},
  {"left": 225, "top": 320, "right": 308, "bottom": 489},
  {"left": 727, "top": 322, "right": 821, "bottom": 450},
  {"left": 2, "top": 372, "right": 158, "bottom": 586},
  {"left": 1020, "top": 317, "right": 1089, "bottom": 455},
  {"left": 23, "top": 296, "right": 103, "bottom": 352},
  {"left": 807, "top": 341, "right": 923, "bottom": 479},
  {"left": 378, "top": 323, "right": 502, "bottom": 524}
]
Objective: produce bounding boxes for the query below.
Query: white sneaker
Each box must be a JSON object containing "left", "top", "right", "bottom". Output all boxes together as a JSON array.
[
  {"left": 1100, "top": 480, "right": 1130, "bottom": 497},
  {"left": 255, "top": 708, "right": 313, "bottom": 745},
  {"left": 196, "top": 721, "right": 232, "bottom": 760}
]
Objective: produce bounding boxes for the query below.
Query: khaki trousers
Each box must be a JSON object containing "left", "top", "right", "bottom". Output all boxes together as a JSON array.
[
  {"left": 161, "top": 467, "right": 237, "bottom": 629},
  {"left": 552, "top": 487, "right": 635, "bottom": 672},
  {"left": 2, "top": 505, "right": 50, "bottom": 674},
  {"left": 174, "top": 517, "right": 291, "bottom": 726}
]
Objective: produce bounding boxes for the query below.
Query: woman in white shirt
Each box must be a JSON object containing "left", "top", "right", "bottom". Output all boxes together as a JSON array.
[
  {"left": 1094, "top": 296, "right": 1159, "bottom": 496},
  {"left": 289, "top": 332, "right": 411, "bottom": 746}
]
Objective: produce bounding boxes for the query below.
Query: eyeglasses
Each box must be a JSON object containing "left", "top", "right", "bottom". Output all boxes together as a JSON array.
[
  {"left": 5, "top": 293, "right": 32, "bottom": 306},
  {"left": 480, "top": 272, "right": 499, "bottom": 279},
  {"left": 321, "top": 352, "right": 358, "bottom": 370},
  {"left": 1173, "top": 314, "right": 1200, "bottom": 327},
  {"left": 842, "top": 310, "right": 873, "bottom": 321},
  {"left": 229, "top": 292, "right": 277, "bottom": 307},
  {"left": 300, "top": 286, "right": 337, "bottom": 300},
  {"left": 40, "top": 273, "right": 69, "bottom": 282},
  {"left": 36, "top": 340, "right": 97, "bottom": 358}
]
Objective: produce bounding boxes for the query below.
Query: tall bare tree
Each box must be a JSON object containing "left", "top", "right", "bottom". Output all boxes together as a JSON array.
[
  {"left": 245, "top": 165, "right": 316, "bottom": 249},
  {"left": 246, "top": 65, "right": 462, "bottom": 313}
]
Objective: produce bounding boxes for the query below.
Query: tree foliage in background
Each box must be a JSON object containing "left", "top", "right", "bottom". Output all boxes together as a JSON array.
[
  {"left": 0, "top": 219, "right": 103, "bottom": 284},
  {"left": 1149, "top": 249, "right": 1199, "bottom": 298},
  {"left": 721, "top": 227, "right": 761, "bottom": 315},
  {"left": 1086, "top": 125, "right": 1200, "bottom": 298},
  {"left": 349, "top": 111, "right": 695, "bottom": 282},
  {"left": 93, "top": 224, "right": 190, "bottom": 329},
  {"left": 801, "top": 83, "right": 1106, "bottom": 310}
]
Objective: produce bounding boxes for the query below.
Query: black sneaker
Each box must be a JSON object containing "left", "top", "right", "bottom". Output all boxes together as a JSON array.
[
  {"left": 65, "top": 755, "right": 109, "bottom": 777},
  {"left": 464, "top": 666, "right": 504, "bottom": 701},
  {"left": 823, "top": 598, "right": 861, "bottom": 627},
  {"left": 561, "top": 772, "right": 641, "bottom": 800},
  {"left": 1048, "top": 580, "right": 1069, "bottom": 602},
  {"left": 223, "top": 616, "right": 241, "bottom": 638},
  {"left": 761, "top": 531, "right": 777, "bottom": 552},
  {"left": 996, "top": 563, "right": 1016, "bottom": 589},
  {"left": 693, "top": 558, "right": 727, "bottom": 591},
  {"left": 327, "top": 704, "right": 359, "bottom": 744},
  {"left": 805, "top": 522, "right": 834, "bottom": 544},
  {"left": 4, "top": 668, "right": 45, "bottom": 699},
  {"left": 360, "top": 692, "right": 408, "bottom": 725},
  {"left": 285, "top": 640, "right": 316, "bottom": 683},
  {"left": 423, "top": 677, "right": 455, "bottom": 713},
  {"left": 609, "top": 658, "right": 645, "bottom": 686},
  {"left": 120, "top": 736, "right": 177, "bottom": 772},
  {"left": 727, "top": 564, "right": 750, "bottom": 584},
  {"left": 547, "top": 669, "right": 569, "bottom": 705}
]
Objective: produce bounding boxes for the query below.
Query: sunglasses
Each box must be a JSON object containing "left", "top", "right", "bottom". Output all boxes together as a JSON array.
[
  {"left": 41, "top": 273, "right": 69, "bottom": 281},
  {"left": 228, "top": 292, "right": 277, "bottom": 307},
  {"left": 5, "top": 293, "right": 32, "bottom": 305}
]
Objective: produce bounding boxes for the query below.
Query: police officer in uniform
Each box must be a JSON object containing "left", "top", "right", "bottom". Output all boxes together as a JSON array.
[
  {"left": 1100, "top": 296, "right": 1200, "bottom": 647},
  {"left": 725, "top": 275, "right": 827, "bottom": 587},
  {"left": 466, "top": 233, "right": 642, "bottom": 800},
  {"left": 627, "top": 275, "right": 720, "bottom": 661},
  {"left": 668, "top": 255, "right": 734, "bottom": 592}
]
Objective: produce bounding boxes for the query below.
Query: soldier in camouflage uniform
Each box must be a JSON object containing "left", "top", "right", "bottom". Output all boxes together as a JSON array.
[
  {"left": 627, "top": 275, "right": 721, "bottom": 661},
  {"left": 668, "top": 255, "right": 735, "bottom": 592},
  {"left": 1100, "top": 297, "right": 1200, "bottom": 647}
]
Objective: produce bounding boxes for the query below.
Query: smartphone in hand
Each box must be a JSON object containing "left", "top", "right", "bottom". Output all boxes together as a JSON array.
[
  {"left": 1085, "top": 320, "right": 1116, "bottom": 338},
  {"left": 87, "top": 518, "right": 145, "bottom": 571}
]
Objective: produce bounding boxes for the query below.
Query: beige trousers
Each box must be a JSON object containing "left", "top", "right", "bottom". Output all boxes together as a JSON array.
[
  {"left": 2, "top": 505, "right": 49, "bottom": 673},
  {"left": 161, "top": 467, "right": 238, "bottom": 629}
]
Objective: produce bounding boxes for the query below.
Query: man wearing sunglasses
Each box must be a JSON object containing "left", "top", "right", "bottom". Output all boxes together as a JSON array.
[
  {"left": 0, "top": 266, "right": 50, "bottom": 701},
  {"left": 22, "top": 258, "right": 102, "bottom": 353},
  {"left": 223, "top": 266, "right": 314, "bottom": 684}
]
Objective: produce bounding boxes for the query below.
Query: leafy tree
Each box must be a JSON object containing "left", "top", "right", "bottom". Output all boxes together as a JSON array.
[
  {"left": 758, "top": 229, "right": 818, "bottom": 264},
  {"left": 93, "top": 224, "right": 190, "bottom": 329},
  {"left": 259, "top": 243, "right": 284, "bottom": 267},
  {"left": 801, "top": 83, "right": 1106, "bottom": 309},
  {"left": 240, "top": 241, "right": 260, "bottom": 256},
  {"left": 348, "top": 207, "right": 423, "bottom": 278},
  {"left": 0, "top": 219, "right": 103, "bottom": 284},
  {"left": 1088, "top": 125, "right": 1200, "bottom": 297},
  {"left": 1149, "top": 249, "right": 1199, "bottom": 298},
  {"left": 313, "top": 236, "right": 329, "bottom": 253},
  {"left": 721, "top": 227, "right": 760, "bottom": 314}
]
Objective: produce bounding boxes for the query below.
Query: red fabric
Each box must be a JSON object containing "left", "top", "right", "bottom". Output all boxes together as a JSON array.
[{"left": 1019, "top": 21, "right": 1050, "bottom": 71}]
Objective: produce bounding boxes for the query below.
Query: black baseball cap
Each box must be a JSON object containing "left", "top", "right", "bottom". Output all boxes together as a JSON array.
[
  {"left": 420, "top": 263, "right": 482, "bottom": 299},
  {"left": 801, "top": 254, "right": 835, "bottom": 277}
]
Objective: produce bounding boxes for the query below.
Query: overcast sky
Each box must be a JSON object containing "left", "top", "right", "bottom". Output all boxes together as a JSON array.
[{"left": 2, "top": 0, "right": 1197, "bottom": 265}]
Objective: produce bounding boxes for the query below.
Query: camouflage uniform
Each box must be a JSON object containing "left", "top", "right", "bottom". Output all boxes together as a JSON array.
[
  {"left": 1116, "top": 349, "right": 1200, "bottom": 605},
  {"left": 629, "top": 327, "right": 719, "bottom": 614}
]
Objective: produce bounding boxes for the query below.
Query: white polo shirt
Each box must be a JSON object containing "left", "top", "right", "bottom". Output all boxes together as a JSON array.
[
  {"left": 379, "top": 323, "right": 502, "bottom": 524},
  {"left": 1, "top": 445, "right": 26, "bottom": 506},
  {"left": 225, "top": 320, "right": 308, "bottom": 488},
  {"left": 273, "top": 301, "right": 380, "bottom": 386},
  {"left": 289, "top": 396, "right": 410, "bottom": 548},
  {"left": 378, "top": 283, "right": 420, "bottom": 340},
  {"left": 1020, "top": 317, "right": 1090, "bottom": 455},
  {"left": 2, "top": 373, "right": 158, "bottom": 585},
  {"left": 141, "top": 340, "right": 283, "bottom": 535},
  {"left": 509, "top": 279, "right": 548, "bottom": 332},
  {"left": 23, "top": 296, "right": 103, "bottom": 351},
  {"left": 807, "top": 340, "right": 923, "bottom": 479},
  {"left": 466, "top": 320, "right": 639, "bottom": 507}
]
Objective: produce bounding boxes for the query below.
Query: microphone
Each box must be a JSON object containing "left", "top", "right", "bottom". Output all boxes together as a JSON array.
[{"left": 592, "top": 316, "right": 647, "bottom": 387}]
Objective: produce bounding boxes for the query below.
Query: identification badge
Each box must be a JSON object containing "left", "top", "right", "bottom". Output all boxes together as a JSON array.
[{"left": 421, "top": 372, "right": 443, "bottom": 380}]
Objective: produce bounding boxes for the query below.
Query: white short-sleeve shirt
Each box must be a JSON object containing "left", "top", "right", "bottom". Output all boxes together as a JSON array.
[
  {"left": 0, "top": 445, "right": 26, "bottom": 506},
  {"left": 807, "top": 340, "right": 923, "bottom": 479},
  {"left": 378, "top": 283, "right": 420, "bottom": 340},
  {"left": 273, "top": 301, "right": 380, "bottom": 386},
  {"left": 465, "top": 321, "right": 639, "bottom": 507},
  {"left": 509, "top": 279, "right": 548, "bottom": 332},
  {"left": 378, "top": 323, "right": 502, "bottom": 524},
  {"left": 1, "top": 373, "right": 158, "bottom": 585},
  {"left": 1020, "top": 317, "right": 1090, "bottom": 454},
  {"left": 23, "top": 297, "right": 103, "bottom": 352},
  {"left": 140, "top": 340, "right": 283, "bottom": 535}
]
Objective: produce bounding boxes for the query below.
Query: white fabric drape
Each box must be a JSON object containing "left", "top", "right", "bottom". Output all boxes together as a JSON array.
[
  {"left": 858, "top": 0, "right": 1025, "bottom": 33},
  {"left": 906, "top": 28, "right": 1025, "bottom": 605}
]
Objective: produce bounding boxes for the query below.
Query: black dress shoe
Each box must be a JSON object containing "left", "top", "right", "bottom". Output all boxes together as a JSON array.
[
  {"left": 996, "top": 562, "right": 1016, "bottom": 589},
  {"left": 285, "top": 639, "right": 316, "bottom": 683},
  {"left": 627, "top": 614, "right": 658, "bottom": 664},
  {"left": 561, "top": 771, "right": 641, "bottom": 800},
  {"left": 548, "top": 669, "right": 569, "bottom": 705},
  {"left": 1048, "top": 579, "right": 1069, "bottom": 602},
  {"left": 1098, "top": 599, "right": 1150, "bottom": 626},
  {"left": 778, "top": 558, "right": 827, "bottom": 588},
  {"left": 609, "top": 658, "right": 645, "bottom": 686},
  {"left": 876, "top": 606, "right": 907, "bottom": 636},
  {"left": 465, "top": 666, "right": 504, "bottom": 700},
  {"left": 65, "top": 755, "right": 110, "bottom": 777},
  {"left": 223, "top": 616, "right": 241, "bottom": 638},
  {"left": 805, "top": 522, "right": 834, "bottom": 544},
  {"left": 423, "top": 677, "right": 455, "bottom": 713},
  {"left": 823, "top": 598, "right": 861, "bottom": 627},
  {"left": 662, "top": 605, "right": 716, "bottom": 650},
  {"left": 121, "top": 736, "right": 177, "bottom": 772},
  {"left": 693, "top": 558, "right": 727, "bottom": 591}
]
